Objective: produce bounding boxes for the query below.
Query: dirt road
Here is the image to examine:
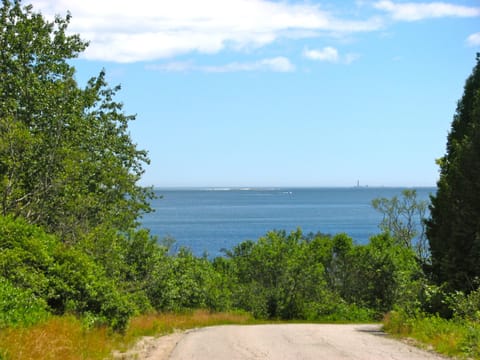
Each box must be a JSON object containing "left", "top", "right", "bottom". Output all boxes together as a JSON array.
[{"left": 144, "top": 324, "right": 446, "bottom": 360}]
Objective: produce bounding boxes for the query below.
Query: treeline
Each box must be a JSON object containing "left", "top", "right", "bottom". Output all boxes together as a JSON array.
[
  {"left": 0, "top": 205, "right": 421, "bottom": 330},
  {"left": 2, "top": 188, "right": 477, "bottom": 332}
]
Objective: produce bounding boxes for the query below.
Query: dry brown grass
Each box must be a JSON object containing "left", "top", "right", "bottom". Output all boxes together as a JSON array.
[
  {"left": 0, "top": 315, "right": 113, "bottom": 360},
  {"left": 0, "top": 310, "right": 253, "bottom": 360}
]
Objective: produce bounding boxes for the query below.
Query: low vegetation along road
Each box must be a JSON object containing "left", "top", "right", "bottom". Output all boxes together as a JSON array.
[{"left": 144, "top": 324, "right": 446, "bottom": 360}]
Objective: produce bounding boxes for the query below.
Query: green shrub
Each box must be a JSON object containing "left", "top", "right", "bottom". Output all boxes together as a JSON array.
[
  {"left": 0, "top": 216, "right": 57, "bottom": 297},
  {"left": 302, "top": 290, "right": 374, "bottom": 322},
  {"left": 0, "top": 277, "right": 49, "bottom": 327},
  {"left": 48, "top": 246, "right": 134, "bottom": 332},
  {"left": 147, "top": 248, "right": 229, "bottom": 313},
  {"left": 226, "top": 230, "right": 328, "bottom": 320},
  {"left": 0, "top": 216, "right": 134, "bottom": 332},
  {"left": 449, "top": 285, "right": 480, "bottom": 322},
  {"left": 384, "top": 310, "right": 480, "bottom": 358}
]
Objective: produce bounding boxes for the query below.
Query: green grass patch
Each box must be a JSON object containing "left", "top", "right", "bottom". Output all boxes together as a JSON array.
[{"left": 383, "top": 310, "right": 480, "bottom": 359}]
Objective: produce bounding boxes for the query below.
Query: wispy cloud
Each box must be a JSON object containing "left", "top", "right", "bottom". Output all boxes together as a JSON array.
[
  {"left": 304, "top": 47, "right": 339, "bottom": 62},
  {"left": 30, "top": 0, "right": 382, "bottom": 63},
  {"left": 374, "top": 0, "right": 480, "bottom": 21},
  {"left": 146, "top": 57, "right": 295, "bottom": 73},
  {"left": 466, "top": 32, "right": 480, "bottom": 47},
  {"left": 303, "top": 47, "right": 359, "bottom": 64}
]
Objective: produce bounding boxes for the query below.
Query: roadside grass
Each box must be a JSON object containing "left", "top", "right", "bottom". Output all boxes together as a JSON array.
[
  {"left": 0, "top": 310, "right": 254, "bottom": 360},
  {"left": 0, "top": 315, "right": 111, "bottom": 360},
  {"left": 0, "top": 309, "right": 378, "bottom": 360},
  {"left": 383, "top": 311, "right": 480, "bottom": 359}
]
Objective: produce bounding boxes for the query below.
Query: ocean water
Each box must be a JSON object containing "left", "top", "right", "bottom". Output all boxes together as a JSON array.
[{"left": 140, "top": 187, "right": 436, "bottom": 257}]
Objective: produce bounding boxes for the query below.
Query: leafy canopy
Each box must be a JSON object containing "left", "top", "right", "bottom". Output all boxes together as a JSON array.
[{"left": 0, "top": 0, "right": 153, "bottom": 241}]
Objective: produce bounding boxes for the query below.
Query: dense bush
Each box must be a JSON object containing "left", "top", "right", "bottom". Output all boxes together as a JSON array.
[
  {"left": 218, "top": 229, "right": 420, "bottom": 321},
  {"left": 48, "top": 246, "right": 134, "bottom": 332},
  {"left": 0, "top": 277, "right": 49, "bottom": 328},
  {"left": 0, "top": 216, "right": 135, "bottom": 332},
  {"left": 224, "top": 230, "right": 327, "bottom": 319},
  {"left": 450, "top": 285, "right": 480, "bottom": 322},
  {"left": 0, "top": 216, "right": 56, "bottom": 297},
  {"left": 146, "top": 248, "right": 230, "bottom": 312},
  {"left": 349, "top": 233, "right": 422, "bottom": 314}
]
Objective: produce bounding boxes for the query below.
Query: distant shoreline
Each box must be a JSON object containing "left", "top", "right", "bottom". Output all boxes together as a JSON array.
[{"left": 152, "top": 186, "right": 437, "bottom": 191}]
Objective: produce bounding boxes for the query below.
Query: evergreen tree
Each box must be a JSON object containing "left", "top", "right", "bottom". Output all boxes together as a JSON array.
[{"left": 426, "top": 53, "right": 480, "bottom": 292}]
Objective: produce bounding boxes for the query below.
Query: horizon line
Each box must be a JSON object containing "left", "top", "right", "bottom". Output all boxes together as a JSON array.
[{"left": 148, "top": 185, "right": 437, "bottom": 190}]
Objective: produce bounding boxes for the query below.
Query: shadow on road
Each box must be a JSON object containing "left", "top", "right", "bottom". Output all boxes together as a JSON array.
[{"left": 355, "top": 325, "right": 387, "bottom": 337}]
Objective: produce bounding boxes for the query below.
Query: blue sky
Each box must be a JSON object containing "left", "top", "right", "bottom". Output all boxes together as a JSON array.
[{"left": 32, "top": 0, "right": 479, "bottom": 187}]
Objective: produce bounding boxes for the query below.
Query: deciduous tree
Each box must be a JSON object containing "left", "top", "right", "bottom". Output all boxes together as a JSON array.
[
  {"left": 372, "top": 189, "right": 429, "bottom": 261},
  {"left": 0, "top": 0, "right": 152, "bottom": 240}
]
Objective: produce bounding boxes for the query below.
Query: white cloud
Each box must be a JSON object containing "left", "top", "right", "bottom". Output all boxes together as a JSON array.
[
  {"left": 146, "top": 57, "right": 295, "bottom": 73},
  {"left": 29, "top": 0, "right": 382, "bottom": 63},
  {"left": 466, "top": 32, "right": 480, "bottom": 47},
  {"left": 303, "top": 47, "right": 359, "bottom": 64},
  {"left": 257, "top": 57, "right": 296, "bottom": 73},
  {"left": 304, "top": 47, "right": 339, "bottom": 62},
  {"left": 374, "top": 0, "right": 480, "bottom": 21}
]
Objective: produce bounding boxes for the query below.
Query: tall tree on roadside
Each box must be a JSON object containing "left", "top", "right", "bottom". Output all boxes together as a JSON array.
[
  {"left": 0, "top": 1, "right": 153, "bottom": 241},
  {"left": 426, "top": 53, "right": 480, "bottom": 292}
]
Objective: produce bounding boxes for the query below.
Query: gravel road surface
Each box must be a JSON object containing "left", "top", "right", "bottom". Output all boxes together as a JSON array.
[{"left": 144, "top": 324, "right": 446, "bottom": 360}]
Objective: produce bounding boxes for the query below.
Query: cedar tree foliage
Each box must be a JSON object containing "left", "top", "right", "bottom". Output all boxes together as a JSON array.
[{"left": 426, "top": 53, "right": 480, "bottom": 292}]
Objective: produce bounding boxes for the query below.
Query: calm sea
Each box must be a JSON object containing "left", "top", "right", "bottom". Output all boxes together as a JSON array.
[{"left": 140, "top": 187, "right": 436, "bottom": 257}]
